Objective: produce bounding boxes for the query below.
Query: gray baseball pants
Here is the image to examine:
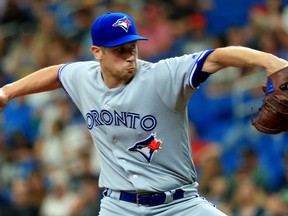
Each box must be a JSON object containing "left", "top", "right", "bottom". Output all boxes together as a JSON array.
[{"left": 99, "top": 192, "right": 227, "bottom": 216}]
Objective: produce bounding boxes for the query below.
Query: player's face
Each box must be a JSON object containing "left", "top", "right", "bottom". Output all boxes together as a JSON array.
[{"left": 91, "top": 42, "right": 138, "bottom": 88}]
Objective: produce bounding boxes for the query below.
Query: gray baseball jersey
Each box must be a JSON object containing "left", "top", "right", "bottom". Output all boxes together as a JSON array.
[{"left": 58, "top": 49, "right": 213, "bottom": 193}]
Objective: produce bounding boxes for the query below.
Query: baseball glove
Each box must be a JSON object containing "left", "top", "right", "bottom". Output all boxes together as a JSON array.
[{"left": 252, "top": 66, "right": 288, "bottom": 134}]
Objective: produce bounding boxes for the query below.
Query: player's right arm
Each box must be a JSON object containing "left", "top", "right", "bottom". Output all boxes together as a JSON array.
[{"left": 0, "top": 65, "right": 63, "bottom": 112}]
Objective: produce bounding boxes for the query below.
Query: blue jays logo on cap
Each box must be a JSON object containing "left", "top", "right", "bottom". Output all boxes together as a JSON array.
[
  {"left": 128, "top": 134, "right": 162, "bottom": 163},
  {"left": 112, "top": 16, "right": 131, "bottom": 32},
  {"left": 91, "top": 12, "right": 148, "bottom": 47}
]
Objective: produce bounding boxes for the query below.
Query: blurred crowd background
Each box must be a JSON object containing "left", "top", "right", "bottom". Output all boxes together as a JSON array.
[{"left": 0, "top": 0, "right": 288, "bottom": 215}]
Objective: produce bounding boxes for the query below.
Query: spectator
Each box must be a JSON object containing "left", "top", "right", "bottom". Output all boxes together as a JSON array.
[
  {"left": 230, "top": 178, "right": 266, "bottom": 216},
  {"left": 71, "top": 177, "right": 101, "bottom": 216},
  {"left": 2, "top": 178, "right": 39, "bottom": 216},
  {"left": 40, "top": 170, "right": 78, "bottom": 216}
]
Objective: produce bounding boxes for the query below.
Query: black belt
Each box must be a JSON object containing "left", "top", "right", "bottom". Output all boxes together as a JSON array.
[{"left": 114, "top": 189, "right": 185, "bottom": 206}]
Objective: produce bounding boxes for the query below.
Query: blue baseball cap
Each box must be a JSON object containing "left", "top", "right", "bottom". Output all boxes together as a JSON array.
[{"left": 91, "top": 12, "right": 148, "bottom": 47}]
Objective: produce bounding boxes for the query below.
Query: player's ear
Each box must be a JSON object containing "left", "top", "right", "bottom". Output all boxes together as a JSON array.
[{"left": 90, "top": 46, "right": 102, "bottom": 60}]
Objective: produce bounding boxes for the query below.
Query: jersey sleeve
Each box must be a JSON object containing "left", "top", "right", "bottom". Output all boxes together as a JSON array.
[
  {"left": 58, "top": 62, "right": 81, "bottom": 105},
  {"left": 153, "top": 49, "right": 214, "bottom": 111}
]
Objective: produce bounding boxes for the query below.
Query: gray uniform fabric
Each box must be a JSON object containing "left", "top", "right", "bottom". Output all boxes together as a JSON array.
[{"left": 58, "top": 50, "right": 226, "bottom": 215}]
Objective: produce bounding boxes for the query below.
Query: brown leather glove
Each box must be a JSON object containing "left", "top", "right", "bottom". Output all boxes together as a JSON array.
[{"left": 252, "top": 66, "right": 288, "bottom": 134}]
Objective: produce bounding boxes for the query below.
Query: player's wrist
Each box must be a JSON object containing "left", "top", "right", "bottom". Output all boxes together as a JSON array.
[
  {"left": 0, "top": 85, "right": 12, "bottom": 112},
  {"left": 263, "top": 54, "right": 288, "bottom": 76},
  {"left": 2, "top": 84, "right": 15, "bottom": 101}
]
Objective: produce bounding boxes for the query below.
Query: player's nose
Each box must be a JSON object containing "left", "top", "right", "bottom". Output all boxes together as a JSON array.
[{"left": 126, "top": 53, "right": 136, "bottom": 62}]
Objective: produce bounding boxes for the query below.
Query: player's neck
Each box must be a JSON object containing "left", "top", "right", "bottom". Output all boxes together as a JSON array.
[{"left": 101, "top": 72, "right": 134, "bottom": 89}]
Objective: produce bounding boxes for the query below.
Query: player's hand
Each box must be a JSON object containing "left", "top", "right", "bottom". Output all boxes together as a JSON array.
[{"left": 0, "top": 87, "right": 10, "bottom": 112}]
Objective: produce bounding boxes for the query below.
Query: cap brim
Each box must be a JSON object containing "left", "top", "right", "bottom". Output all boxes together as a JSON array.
[{"left": 102, "top": 35, "right": 148, "bottom": 47}]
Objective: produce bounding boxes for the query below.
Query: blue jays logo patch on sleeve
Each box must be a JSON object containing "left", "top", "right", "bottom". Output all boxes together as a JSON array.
[
  {"left": 128, "top": 134, "right": 162, "bottom": 163},
  {"left": 112, "top": 16, "right": 131, "bottom": 32}
]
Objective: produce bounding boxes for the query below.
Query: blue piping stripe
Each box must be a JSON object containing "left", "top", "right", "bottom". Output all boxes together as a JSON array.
[
  {"left": 188, "top": 49, "right": 214, "bottom": 88},
  {"left": 188, "top": 50, "right": 208, "bottom": 88},
  {"left": 58, "top": 62, "right": 76, "bottom": 104},
  {"left": 58, "top": 62, "right": 74, "bottom": 83}
]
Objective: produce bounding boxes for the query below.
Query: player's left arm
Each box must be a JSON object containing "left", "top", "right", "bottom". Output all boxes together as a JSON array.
[{"left": 202, "top": 46, "right": 288, "bottom": 76}]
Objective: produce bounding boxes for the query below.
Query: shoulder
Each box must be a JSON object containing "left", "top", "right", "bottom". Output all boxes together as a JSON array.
[
  {"left": 59, "top": 61, "right": 100, "bottom": 72},
  {"left": 154, "top": 54, "right": 196, "bottom": 66},
  {"left": 137, "top": 59, "right": 153, "bottom": 70},
  {"left": 58, "top": 61, "right": 101, "bottom": 84}
]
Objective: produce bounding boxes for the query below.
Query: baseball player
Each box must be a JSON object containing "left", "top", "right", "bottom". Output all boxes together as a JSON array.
[{"left": 0, "top": 12, "right": 287, "bottom": 216}]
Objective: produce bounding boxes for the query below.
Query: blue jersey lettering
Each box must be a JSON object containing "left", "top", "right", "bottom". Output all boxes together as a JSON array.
[{"left": 85, "top": 110, "right": 157, "bottom": 131}]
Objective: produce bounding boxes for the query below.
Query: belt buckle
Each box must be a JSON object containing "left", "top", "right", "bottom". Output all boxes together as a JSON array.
[{"left": 136, "top": 192, "right": 152, "bottom": 206}]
